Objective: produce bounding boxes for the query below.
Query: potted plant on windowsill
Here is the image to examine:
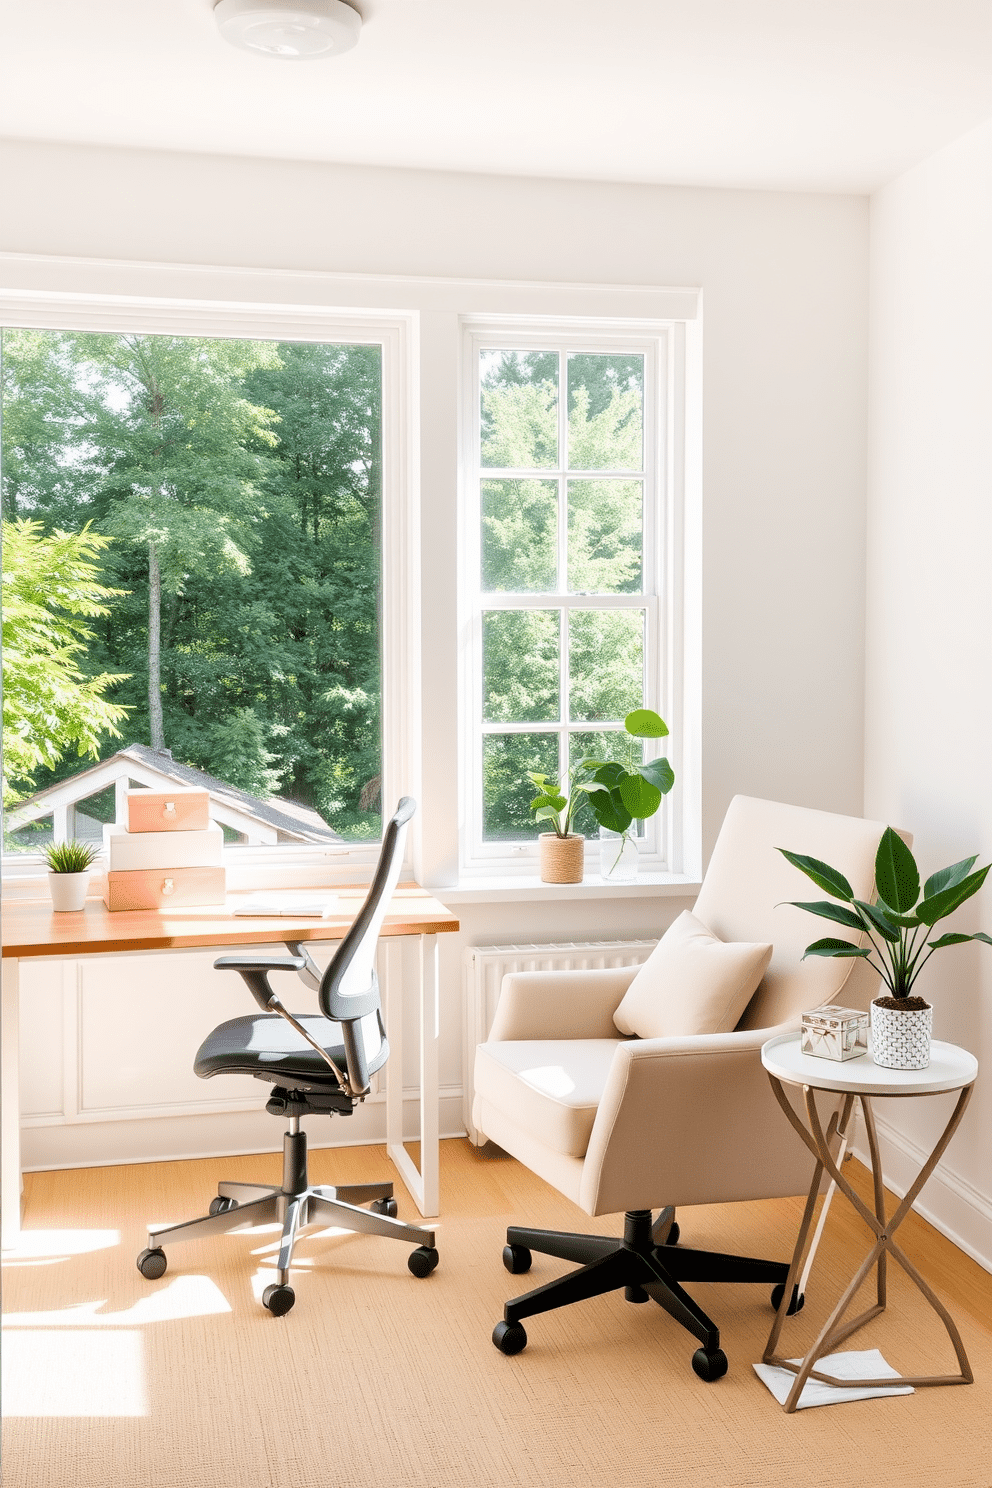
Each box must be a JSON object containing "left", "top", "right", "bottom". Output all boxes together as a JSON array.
[
  {"left": 586, "top": 710, "right": 675, "bottom": 881},
  {"left": 779, "top": 828, "right": 991, "bottom": 1069},
  {"left": 44, "top": 840, "right": 99, "bottom": 912},
  {"left": 527, "top": 710, "right": 675, "bottom": 885}
]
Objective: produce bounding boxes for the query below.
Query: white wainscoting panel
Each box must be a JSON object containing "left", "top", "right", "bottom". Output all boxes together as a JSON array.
[{"left": 18, "top": 936, "right": 462, "bottom": 1171}]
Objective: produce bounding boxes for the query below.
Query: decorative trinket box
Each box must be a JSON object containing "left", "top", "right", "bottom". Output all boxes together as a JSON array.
[
  {"left": 104, "top": 823, "right": 224, "bottom": 871},
  {"left": 800, "top": 1004, "right": 869, "bottom": 1062},
  {"left": 125, "top": 787, "right": 211, "bottom": 833},
  {"left": 105, "top": 865, "right": 227, "bottom": 913}
]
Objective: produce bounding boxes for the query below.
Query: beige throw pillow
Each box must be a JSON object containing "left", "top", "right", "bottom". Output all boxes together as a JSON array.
[{"left": 613, "top": 910, "right": 772, "bottom": 1039}]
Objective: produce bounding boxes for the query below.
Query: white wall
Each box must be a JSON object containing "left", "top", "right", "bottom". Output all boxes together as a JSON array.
[
  {"left": 866, "top": 117, "right": 992, "bottom": 1269},
  {"left": 2, "top": 139, "right": 871, "bottom": 1169}
]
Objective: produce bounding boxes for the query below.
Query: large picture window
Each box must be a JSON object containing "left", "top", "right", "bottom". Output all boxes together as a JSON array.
[
  {"left": 1, "top": 323, "right": 393, "bottom": 856},
  {"left": 461, "top": 321, "right": 681, "bottom": 873}
]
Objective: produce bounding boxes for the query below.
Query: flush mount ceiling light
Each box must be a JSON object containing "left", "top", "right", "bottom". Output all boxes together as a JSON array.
[{"left": 214, "top": 0, "right": 361, "bottom": 60}]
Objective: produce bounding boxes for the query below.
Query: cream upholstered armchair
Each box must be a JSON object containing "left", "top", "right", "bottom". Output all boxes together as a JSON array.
[{"left": 474, "top": 795, "right": 896, "bottom": 1381}]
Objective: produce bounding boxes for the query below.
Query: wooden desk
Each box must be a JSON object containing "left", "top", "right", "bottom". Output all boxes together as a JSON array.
[{"left": 1, "top": 884, "right": 458, "bottom": 1245}]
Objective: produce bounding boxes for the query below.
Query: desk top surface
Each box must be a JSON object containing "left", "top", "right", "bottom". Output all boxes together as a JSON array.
[
  {"left": 762, "top": 1031, "right": 978, "bottom": 1096},
  {"left": 1, "top": 881, "right": 458, "bottom": 959}
]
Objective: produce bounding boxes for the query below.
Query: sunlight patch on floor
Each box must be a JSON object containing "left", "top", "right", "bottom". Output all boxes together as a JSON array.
[
  {"left": 1, "top": 1230, "right": 120, "bottom": 1266},
  {"left": 2, "top": 1330, "right": 147, "bottom": 1417},
  {"left": 3, "top": 1274, "right": 232, "bottom": 1327}
]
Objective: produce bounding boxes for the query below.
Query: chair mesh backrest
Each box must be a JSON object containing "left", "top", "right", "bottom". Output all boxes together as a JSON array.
[
  {"left": 319, "top": 797, "right": 415, "bottom": 1088},
  {"left": 692, "top": 795, "right": 900, "bottom": 1030}
]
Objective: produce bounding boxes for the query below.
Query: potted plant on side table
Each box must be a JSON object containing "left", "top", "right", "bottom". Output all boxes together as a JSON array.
[
  {"left": 779, "top": 828, "right": 991, "bottom": 1069},
  {"left": 44, "top": 840, "right": 99, "bottom": 912},
  {"left": 527, "top": 709, "right": 675, "bottom": 884}
]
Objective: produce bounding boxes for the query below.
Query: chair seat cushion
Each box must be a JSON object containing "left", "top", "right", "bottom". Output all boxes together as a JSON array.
[
  {"left": 613, "top": 910, "right": 772, "bottom": 1039},
  {"left": 474, "top": 1039, "right": 623, "bottom": 1157},
  {"left": 194, "top": 1013, "right": 350, "bottom": 1087}
]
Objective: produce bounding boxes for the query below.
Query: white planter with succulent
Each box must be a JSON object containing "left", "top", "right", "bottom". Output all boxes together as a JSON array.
[
  {"left": 45, "top": 840, "right": 98, "bottom": 912},
  {"left": 528, "top": 710, "right": 675, "bottom": 885},
  {"left": 780, "top": 829, "right": 991, "bottom": 1070}
]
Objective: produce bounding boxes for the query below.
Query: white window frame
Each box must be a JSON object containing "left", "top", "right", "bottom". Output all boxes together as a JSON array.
[
  {"left": 0, "top": 290, "right": 419, "bottom": 888},
  {"left": 458, "top": 314, "right": 689, "bottom": 879}
]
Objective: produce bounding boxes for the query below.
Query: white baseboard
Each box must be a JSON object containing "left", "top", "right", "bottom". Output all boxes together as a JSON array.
[
  {"left": 851, "top": 1114, "right": 992, "bottom": 1276},
  {"left": 21, "top": 1087, "right": 467, "bottom": 1173}
]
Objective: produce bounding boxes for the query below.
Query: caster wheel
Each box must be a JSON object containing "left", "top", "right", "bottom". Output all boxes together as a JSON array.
[
  {"left": 408, "top": 1246, "right": 439, "bottom": 1278},
  {"left": 664, "top": 1222, "right": 680, "bottom": 1245},
  {"left": 262, "top": 1284, "right": 295, "bottom": 1316},
  {"left": 691, "top": 1347, "right": 728, "bottom": 1382},
  {"left": 771, "top": 1283, "right": 805, "bottom": 1316},
  {"left": 502, "top": 1244, "right": 532, "bottom": 1275},
  {"left": 209, "top": 1196, "right": 238, "bottom": 1216},
  {"left": 136, "top": 1247, "right": 167, "bottom": 1281},
  {"left": 493, "top": 1320, "right": 528, "bottom": 1355},
  {"left": 371, "top": 1197, "right": 398, "bottom": 1218}
]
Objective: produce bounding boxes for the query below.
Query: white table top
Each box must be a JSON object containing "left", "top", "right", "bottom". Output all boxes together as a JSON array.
[{"left": 761, "top": 1032, "right": 979, "bottom": 1096}]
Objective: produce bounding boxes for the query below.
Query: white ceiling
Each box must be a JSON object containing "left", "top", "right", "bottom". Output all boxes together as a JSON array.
[{"left": 2, "top": 0, "right": 992, "bottom": 193}]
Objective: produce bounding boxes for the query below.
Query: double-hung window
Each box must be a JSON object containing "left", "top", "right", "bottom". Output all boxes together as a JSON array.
[{"left": 461, "top": 319, "right": 685, "bottom": 877}]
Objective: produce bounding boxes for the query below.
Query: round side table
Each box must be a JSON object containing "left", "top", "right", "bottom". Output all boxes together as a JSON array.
[{"left": 760, "top": 1032, "right": 978, "bottom": 1414}]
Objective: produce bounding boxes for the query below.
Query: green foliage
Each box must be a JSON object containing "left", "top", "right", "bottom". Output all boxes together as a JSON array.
[
  {"left": 44, "top": 839, "right": 99, "bottom": 873},
  {"left": 1, "top": 519, "right": 130, "bottom": 804},
  {"left": 1, "top": 332, "right": 384, "bottom": 841},
  {"left": 527, "top": 710, "right": 675, "bottom": 840},
  {"left": 581, "top": 709, "right": 674, "bottom": 835},
  {"left": 780, "top": 828, "right": 992, "bottom": 1000},
  {"left": 200, "top": 707, "right": 286, "bottom": 798}
]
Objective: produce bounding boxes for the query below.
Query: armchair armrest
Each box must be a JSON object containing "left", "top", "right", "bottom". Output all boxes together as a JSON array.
[
  {"left": 579, "top": 1018, "right": 823, "bottom": 1216},
  {"left": 488, "top": 965, "right": 640, "bottom": 1042}
]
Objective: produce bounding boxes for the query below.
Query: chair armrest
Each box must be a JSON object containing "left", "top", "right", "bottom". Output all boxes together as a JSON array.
[
  {"left": 214, "top": 954, "right": 307, "bottom": 973},
  {"left": 487, "top": 965, "right": 640, "bottom": 1042},
  {"left": 213, "top": 953, "right": 307, "bottom": 1012},
  {"left": 578, "top": 1019, "right": 822, "bottom": 1216}
]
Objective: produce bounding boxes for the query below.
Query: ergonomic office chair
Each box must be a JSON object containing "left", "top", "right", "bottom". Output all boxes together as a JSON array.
[
  {"left": 474, "top": 796, "right": 895, "bottom": 1378},
  {"left": 136, "top": 797, "right": 438, "bottom": 1316}
]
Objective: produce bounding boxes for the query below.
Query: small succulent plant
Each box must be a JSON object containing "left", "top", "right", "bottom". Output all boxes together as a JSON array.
[{"left": 44, "top": 840, "right": 99, "bottom": 874}]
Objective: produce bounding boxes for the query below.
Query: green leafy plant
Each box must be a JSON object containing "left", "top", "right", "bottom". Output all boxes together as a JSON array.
[
  {"left": 779, "top": 828, "right": 992, "bottom": 1003},
  {"left": 44, "top": 840, "right": 99, "bottom": 875},
  {"left": 528, "top": 709, "right": 675, "bottom": 840}
]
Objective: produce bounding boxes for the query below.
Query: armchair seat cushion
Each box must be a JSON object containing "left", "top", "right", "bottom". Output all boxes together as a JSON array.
[{"left": 474, "top": 1038, "right": 624, "bottom": 1158}]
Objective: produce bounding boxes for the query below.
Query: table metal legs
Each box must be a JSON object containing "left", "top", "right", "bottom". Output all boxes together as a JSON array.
[{"left": 763, "top": 1076, "right": 975, "bottom": 1413}]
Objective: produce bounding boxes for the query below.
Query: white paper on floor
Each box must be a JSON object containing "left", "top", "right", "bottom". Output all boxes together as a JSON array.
[{"left": 753, "top": 1348, "right": 915, "bottom": 1408}]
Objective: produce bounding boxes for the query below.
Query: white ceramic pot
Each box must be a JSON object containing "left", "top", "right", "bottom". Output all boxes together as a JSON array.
[
  {"left": 598, "top": 827, "right": 638, "bottom": 882},
  {"left": 870, "top": 998, "right": 933, "bottom": 1070},
  {"left": 48, "top": 870, "right": 91, "bottom": 913}
]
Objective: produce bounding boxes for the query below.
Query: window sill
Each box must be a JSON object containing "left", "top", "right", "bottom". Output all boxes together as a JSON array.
[{"left": 426, "top": 873, "right": 700, "bottom": 905}]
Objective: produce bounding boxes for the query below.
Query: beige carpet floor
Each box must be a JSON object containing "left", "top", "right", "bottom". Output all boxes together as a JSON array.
[{"left": 3, "top": 1140, "right": 991, "bottom": 1488}]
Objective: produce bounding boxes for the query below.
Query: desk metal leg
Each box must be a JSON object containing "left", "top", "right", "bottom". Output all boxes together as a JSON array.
[
  {"left": 2, "top": 957, "right": 22, "bottom": 1247},
  {"left": 385, "top": 933, "right": 440, "bottom": 1219},
  {"left": 763, "top": 1077, "right": 975, "bottom": 1412}
]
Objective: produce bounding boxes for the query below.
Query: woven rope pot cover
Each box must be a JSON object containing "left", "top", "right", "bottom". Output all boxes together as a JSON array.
[
  {"left": 870, "top": 998, "right": 933, "bottom": 1069},
  {"left": 539, "top": 833, "right": 585, "bottom": 884}
]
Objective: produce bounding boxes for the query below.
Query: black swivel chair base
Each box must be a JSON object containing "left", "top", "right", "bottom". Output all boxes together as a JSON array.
[
  {"left": 491, "top": 1207, "right": 802, "bottom": 1380},
  {"left": 136, "top": 1119, "right": 438, "bottom": 1316}
]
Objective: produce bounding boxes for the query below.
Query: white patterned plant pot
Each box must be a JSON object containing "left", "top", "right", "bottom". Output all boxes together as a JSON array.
[{"left": 870, "top": 999, "right": 933, "bottom": 1070}]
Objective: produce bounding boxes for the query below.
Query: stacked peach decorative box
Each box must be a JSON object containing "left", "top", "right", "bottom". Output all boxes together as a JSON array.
[{"left": 103, "top": 787, "right": 226, "bottom": 911}]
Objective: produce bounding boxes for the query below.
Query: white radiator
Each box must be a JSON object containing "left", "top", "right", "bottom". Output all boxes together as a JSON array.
[{"left": 462, "top": 940, "right": 656, "bottom": 1143}]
